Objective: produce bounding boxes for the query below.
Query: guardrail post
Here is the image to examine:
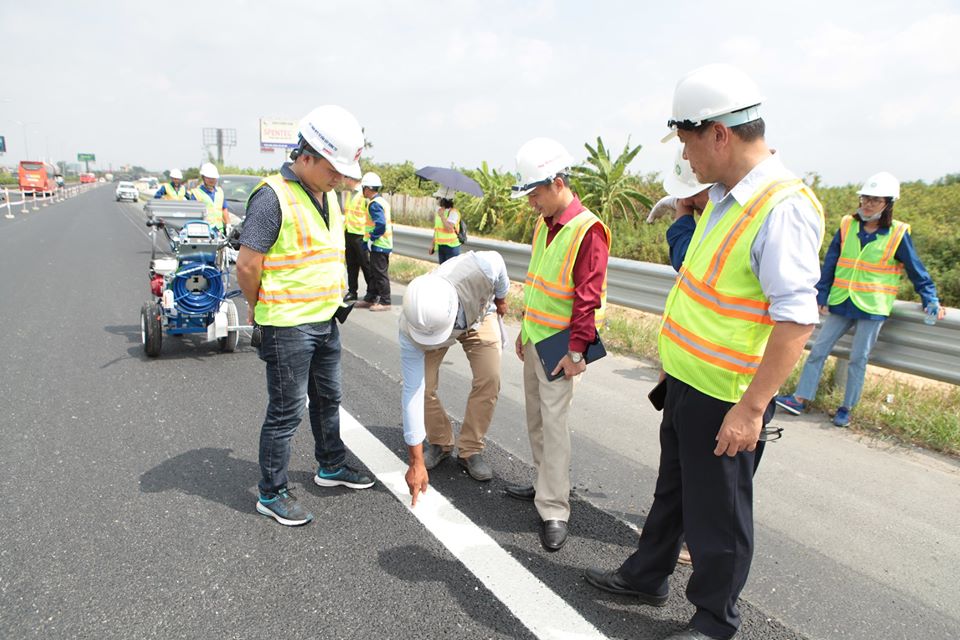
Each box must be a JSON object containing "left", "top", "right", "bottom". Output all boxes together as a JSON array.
[
  {"left": 20, "top": 190, "right": 29, "bottom": 214},
  {"left": 833, "top": 359, "right": 848, "bottom": 392},
  {"left": 31, "top": 189, "right": 40, "bottom": 210},
  {"left": 41, "top": 190, "right": 49, "bottom": 207},
  {"left": 4, "top": 188, "right": 13, "bottom": 219}
]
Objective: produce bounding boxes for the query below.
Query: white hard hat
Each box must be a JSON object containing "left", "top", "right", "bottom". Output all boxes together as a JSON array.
[
  {"left": 401, "top": 274, "right": 459, "bottom": 346},
  {"left": 360, "top": 172, "right": 382, "bottom": 188},
  {"left": 298, "top": 105, "right": 365, "bottom": 180},
  {"left": 510, "top": 137, "right": 575, "bottom": 199},
  {"left": 662, "top": 63, "right": 764, "bottom": 143},
  {"left": 663, "top": 147, "right": 713, "bottom": 198},
  {"left": 169, "top": 168, "right": 183, "bottom": 180},
  {"left": 200, "top": 163, "right": 219, "bottom": 179},
  {"left": 433, "top": 185, "right": 457, "bottom": 200},
  {"left": 858, "top": 172, "right": 900, "bottom": 200}
]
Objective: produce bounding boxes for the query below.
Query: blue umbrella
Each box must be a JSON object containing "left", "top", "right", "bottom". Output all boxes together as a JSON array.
[{"left": 415, "top": 166, "right": 484, "bottom": 197}]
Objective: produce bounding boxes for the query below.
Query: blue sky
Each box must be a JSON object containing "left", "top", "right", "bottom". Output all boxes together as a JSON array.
[{"left": 2, "top": 0, "right": 958, "bottom": 185}]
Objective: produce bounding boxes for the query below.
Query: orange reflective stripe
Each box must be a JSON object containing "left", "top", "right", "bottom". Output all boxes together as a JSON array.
[
  {"left": 705, "top": 180, "right": 798, "bottom": 287},
  {"left": 524, "top": 273, "right": 574, "bottom": 299},
  {"left": 676, "top": 270, "right": 774, "bottom": 325},
  {"left": 263, "top": 249, "right": 344, "bottom": 270},
  {"left": 661, "top": 318, "right": 760, "bottom": 375},
  {"left": 258, "top": 286, "right": 342, "bottom": 304},
  {"left": 832, "top": 278, "right": 899, "bottom": 295},
  {"left": 276, "top": 180, "right": 310, "bottom": 252},
  {"left": 524, "top": 308, "right": 571, "bottom": 329},
  {"left": 881, "top": 224, "right": 908, "bottom": 263},
  {"left": 835, "top": 257, "right": 902, "bottom": 275}
]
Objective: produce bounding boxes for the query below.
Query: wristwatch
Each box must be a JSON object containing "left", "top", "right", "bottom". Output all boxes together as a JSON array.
[{"left": 568, "top": 351, "right": 584, "bottom": 364}]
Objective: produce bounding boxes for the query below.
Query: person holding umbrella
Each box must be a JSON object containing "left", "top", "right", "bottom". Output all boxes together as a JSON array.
[{"left": 429, "top": 185, "right": 463, "bottom": 264}]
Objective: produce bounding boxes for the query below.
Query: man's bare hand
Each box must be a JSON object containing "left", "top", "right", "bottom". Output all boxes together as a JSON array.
[
  {"left": 551, "top": 354, "right": 586, "bottom": 379},
  {"left": 714, "top": 401, "right": 763, "bottom": 457},
  {"left": 405, "top": 461, "right": 429, "bottom": 507},
  {"left": 515, "top": 333, "right": 524, "bottom": 361}
]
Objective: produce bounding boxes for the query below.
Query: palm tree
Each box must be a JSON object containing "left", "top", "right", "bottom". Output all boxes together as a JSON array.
[{"left": 571, "top": 137, "right": 652, "bottom": 226}]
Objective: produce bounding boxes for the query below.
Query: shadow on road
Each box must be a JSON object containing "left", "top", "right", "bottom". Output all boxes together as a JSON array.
[{"left": 139, "top": 447, "right": 260, "bottom": 515}]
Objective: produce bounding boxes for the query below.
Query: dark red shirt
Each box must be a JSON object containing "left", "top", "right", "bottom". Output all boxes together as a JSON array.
[{"left": 541, "top": 196, "right": 610, "bottom": 353}]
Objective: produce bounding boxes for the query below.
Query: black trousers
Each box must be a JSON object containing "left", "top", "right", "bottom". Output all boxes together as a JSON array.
[
  {"left": 366, "top": 251, "right": 391, "bottom": 305},
  {"left": 344, "top": 232, "right": 370, "bottom": 297},
  {"left": 619, "top": 376, "right": 771, "bottom": 640}
]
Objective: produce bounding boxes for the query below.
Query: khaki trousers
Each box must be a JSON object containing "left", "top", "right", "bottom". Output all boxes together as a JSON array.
[
  {"left": 424, "top": 313, "right": 502, "bottom": 458},
  {"left": 522, "top": 340, "right": 579, "bottom": 522}
]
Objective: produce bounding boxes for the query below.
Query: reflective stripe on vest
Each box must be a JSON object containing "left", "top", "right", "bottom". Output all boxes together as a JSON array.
[
  {"left": 254, "top": 174, "right": 345, "bottom": 326},
  {"left": 162, "top": 183, "right": 187, "bottom": 200},
  {"left": 827, "top": 215, "right": 908, "bottom": 315},
  {"left": 434, "top": 208, "right": 461, "bottom": 247},
  {"left": 521, "top": 210, "right": 611, "bottom": 345},
  {"left": 658, "top": 178, "right": 824, "bottom": 402},
  {"left": 370, "top": 195, "right": 393, "bottom": 250},
  {"left": 343, "top": 190, "right": 370, "bottom": 235},
  {"left": 191, "top": 186, "right": 226, "bottom": 227}
]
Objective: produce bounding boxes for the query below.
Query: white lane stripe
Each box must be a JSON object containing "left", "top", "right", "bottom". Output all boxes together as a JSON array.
[{"left": 339, "top": 408, "right": 607, "bottom": 640}]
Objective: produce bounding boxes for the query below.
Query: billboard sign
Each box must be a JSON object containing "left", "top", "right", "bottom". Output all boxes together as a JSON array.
[
  {"left": 259, "top": 118, "right": 298, "bottom": 150},
  {"left": 77, "top": 152, "right": 96, "bottom": 162},
  {"left": 0, "top": 135, "right": 5, "bottom": 154}
]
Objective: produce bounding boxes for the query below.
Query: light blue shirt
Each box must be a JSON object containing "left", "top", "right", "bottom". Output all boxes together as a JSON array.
[
  {"left": 399, "top": 251, "right": 509, "bottom": 446},
  {"left": 699, "top": 152, "right": 823, "bottom": 325}
]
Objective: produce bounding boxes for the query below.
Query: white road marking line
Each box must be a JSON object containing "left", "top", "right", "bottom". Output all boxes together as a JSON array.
[{"left": 339, "top": 408, "right": 607, "bottom": 640}]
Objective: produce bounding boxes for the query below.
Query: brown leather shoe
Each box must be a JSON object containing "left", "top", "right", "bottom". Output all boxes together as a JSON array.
[
  {"left": 354, "top": 300, "right": 374, "bottom": 309},
  {"left": 457, "top": 454, "right": 492, "bottom": 481},
  {"left": 369, "top": 303, "right": 391, "bottom": 312}
]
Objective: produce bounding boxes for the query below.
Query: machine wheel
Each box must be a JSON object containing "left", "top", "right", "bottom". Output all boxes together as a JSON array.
[
  {"left": 141, "top": 301, "right": 163, "bottom": 357},
  {"left": 219, "top": 299, "right": 239, "bottom": 352}
]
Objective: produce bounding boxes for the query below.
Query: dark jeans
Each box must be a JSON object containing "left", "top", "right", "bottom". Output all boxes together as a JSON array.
[
  {"left": 618, "top": 376, "right": 771, "bottom": 640},
  {"left": 437, "top": 244, "right": 461, "bottom": 264},
  {"left": 365, "top": 251, "right": 391, "bottom": 305},
  {"left": 344, "top": 231, "right": 370, "bottom": 298},
  {"left": 257, "top": 321, "right": 345, "bottom": 495}
]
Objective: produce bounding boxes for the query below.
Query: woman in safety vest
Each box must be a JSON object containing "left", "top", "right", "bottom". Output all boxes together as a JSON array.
[
  {"left": 776, "top": 172, "right": 945, "bottom": 427},
  {"left": 428, "top": 185, "right": 462, "bottom": 264}
]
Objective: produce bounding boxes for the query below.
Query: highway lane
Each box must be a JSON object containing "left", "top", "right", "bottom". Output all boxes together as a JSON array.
[{"left": 0, "top": 186, "right": 957, "bottom": 639}]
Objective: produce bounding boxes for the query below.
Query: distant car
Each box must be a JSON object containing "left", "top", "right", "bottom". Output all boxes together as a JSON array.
[
  {"left": 219, "top": 174, "right": 263, "bottom": 220},
  {"left": 115, "top": 181, "right": 139, "bottom": 202}
]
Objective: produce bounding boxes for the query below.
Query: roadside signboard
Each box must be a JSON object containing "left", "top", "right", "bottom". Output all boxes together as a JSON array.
[
  {"left": 77, "top": 152, "right": 95, "bottom": 162},
  {"left": 259, "top": 118, "right": 298, "bottom": 150},
  {"left": 0, "top": 135, "right": 5, "bottom": 154}
]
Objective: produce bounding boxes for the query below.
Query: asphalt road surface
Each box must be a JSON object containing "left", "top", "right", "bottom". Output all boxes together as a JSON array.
[{"left": 1, "top": 187, "right": 957, "bottom": 639}]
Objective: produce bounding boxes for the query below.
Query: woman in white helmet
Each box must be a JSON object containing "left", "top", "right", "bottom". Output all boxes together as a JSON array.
[
  {"left": 428, "top": 185, "right": 463, "bottom": 264},
  {"left": 777, "top": 171, "right": 945, "bottom": 427}
]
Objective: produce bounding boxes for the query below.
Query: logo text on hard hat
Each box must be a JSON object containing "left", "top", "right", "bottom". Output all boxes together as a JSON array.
[{"left": 308, "top": 123, "right": 339, "bottom": 154}]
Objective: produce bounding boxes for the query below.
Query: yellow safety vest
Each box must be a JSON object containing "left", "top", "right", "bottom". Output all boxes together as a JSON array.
[
  {"left": 520, "top": 210, "right": 610, "bottom": 345},
  {"left": 369, "top": 195, "right": 393, "bottom": 250},
  {"left": 253, "top": 174, "right": 346, "bottom": 326},
  {"left": 191, "top": 186, "right": 226, "bottom": 228},
  {"left": 343, "top": 190, "right": 370, "bottom": 236},
  {"left": 827, "top": 215, "right": 909, "bottom": 316},
  {"left": 434, "top": 208, "right": 461, "bottom": 248},
  {"left": 658, "top": 178, "right": 824, "bottom": 402},
  {"left": 161, "top": 183, "right": 187, "bottom": 200}
]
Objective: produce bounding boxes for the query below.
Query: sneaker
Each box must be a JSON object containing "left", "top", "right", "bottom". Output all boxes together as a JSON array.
[
  {"left": 422, "top": 443, "right": 450, "bottom": 470},
  {"left": 256, "top": 488, "right": 314, "bottom": 526},
  {"left": 369, "top": 303, "right": 391, "bottom": 312},
  {"left": 774, "top": 394, "right": 806, "bottom": 416},
  {"left": 833, "top": 406, "right": 851, "bottom": 427},
  {"left": 314, "top": 465, "right": 375, "bottom": 489}
]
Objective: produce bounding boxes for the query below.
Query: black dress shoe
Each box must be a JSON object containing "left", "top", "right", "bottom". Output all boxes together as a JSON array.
[
  {"left": 584, "top": 568, "right": 668, "bottom": 606},
  {"left": 504, "top": 484, "right": 535, "bottom": 501},
  {"left": 539, "top": 519, "right": 567, "bottom": 551}
]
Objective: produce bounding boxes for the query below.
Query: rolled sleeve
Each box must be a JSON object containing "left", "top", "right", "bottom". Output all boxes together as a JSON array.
[
  {"left": 752, "top": 197, "right": 823, "bottom": 325},
  {"left": 399, "top": 330, "right": 427, "bottom": 446}
]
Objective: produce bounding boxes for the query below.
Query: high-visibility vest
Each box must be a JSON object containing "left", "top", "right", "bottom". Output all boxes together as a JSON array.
[
  {"left": 252, "top": 174, "right": 346, "bottom": 326},
  {"left": 161, "top": 183, "right": 187, "bottom": 200},
  {"left": 827, "top": 215, "right": 909, "bottom": 316},
  {"left": 369, "top": 195, "right": 393, "bottom": 250},
  {"left": 520, "top": 210, "right": 611, "bottom": 345},
  {"left": 343, "top": 190, "right": 370, "bottom": 236},
  {"left": 658, "top": 178, "right": 824, "bottom": 402},
  {"left": 191, "top": 186, "right": 226, "bottom": 228},
  {"left": 434, "top": 208, "right": 461, "bottom": 248}
]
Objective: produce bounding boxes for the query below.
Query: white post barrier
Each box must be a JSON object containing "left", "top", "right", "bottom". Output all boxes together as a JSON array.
[
  {"left": 41, "top": 190, "right": 49, "bottom": 207},
  {"left": 31, "top": 189, "right": 39, "bottom": 211},
  {"left": 4, "top": 188, "right": 13, "bottom": 219},
  {"left": 20, "top": 190, "right": 29, "bottom": 215}
]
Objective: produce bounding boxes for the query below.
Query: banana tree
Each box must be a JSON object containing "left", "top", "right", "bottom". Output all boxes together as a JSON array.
[{"left": 571, "top": 137, "right": 652, "bottom": 226}]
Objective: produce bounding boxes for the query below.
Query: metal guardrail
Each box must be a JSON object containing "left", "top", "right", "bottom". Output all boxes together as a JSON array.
[{"left": 393, "top": 224, "right": 960, "bottom": 385}]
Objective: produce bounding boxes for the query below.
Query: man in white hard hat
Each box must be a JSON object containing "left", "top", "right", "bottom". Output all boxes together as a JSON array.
[
  {"left": 647, "top": 147, "right": 714, "bottom": 271},
  {"left": 190, "top": 163, "right": 231, "bottom": 233},
  {"left": 354, "top": 171, "right": 393, "bottom": 311},
  {"left": 585, "top": 64, "right": 825, "bottom": 640},
  {"left": 154, "top": 168, "right": 187, "bottom": 200},
  {"left": 507, "top": 137, "right": 611, "bottom": 552},
  {"left": 236, "top": 105, "right": 374, "bottom": 527},
  {"left": 399, "top": 251, "right": 510, "bottom": 503}
]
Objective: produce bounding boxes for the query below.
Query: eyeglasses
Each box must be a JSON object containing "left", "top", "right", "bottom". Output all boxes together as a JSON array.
[
  {"left": 759, "top": 425, "right": 783, "bottom": 442},
  {"left": 859, "top": 196, "right": 886, "bottom": 205},
  {"left": 666, "top": 118, "right": 703, "bottom": 132}
]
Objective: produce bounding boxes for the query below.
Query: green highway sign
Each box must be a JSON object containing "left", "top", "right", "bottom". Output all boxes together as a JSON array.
[{"left": 77, "top": 153, "right": 95, "bottom": 162}]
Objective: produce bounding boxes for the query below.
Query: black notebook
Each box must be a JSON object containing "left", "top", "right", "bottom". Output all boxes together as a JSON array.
[{"left": 535, "top": 328, "right": 607, "bottom": 382}]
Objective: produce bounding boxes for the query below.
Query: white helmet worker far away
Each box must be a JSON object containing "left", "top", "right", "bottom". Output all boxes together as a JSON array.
[
  {"left": 169, "top": 168, "right": 183, "bottom": 181},
  {"left": 297, "top": 105, "right": 365, "bottom": 180},
  {"left": 510, "top": 137, "right": 575, "bottom": 199},
  {"left": 433, "top": 185, "right": 457, "bottom": 200},
  {"left": 360, "top": 172, "right": 382, "bottom": 189},
  {"left": 662, "top": 63, "right": 764, "bottom": 143},
  {"left": 646, "top": 146, "right": 715, "bottom": 223},
  {"left": 199, "top": 163, "right": 219, "bottom": 180},
  {"left": 858, "top": 171, "right": 900, "bottom": 201},
  {"left": 401, "top": 274, "right": 459, "bottom": 346}
]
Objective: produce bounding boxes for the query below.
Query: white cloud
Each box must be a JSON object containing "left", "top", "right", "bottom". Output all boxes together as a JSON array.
[{"left": 452, "top": 100, "right": 500, "bottom": 130}]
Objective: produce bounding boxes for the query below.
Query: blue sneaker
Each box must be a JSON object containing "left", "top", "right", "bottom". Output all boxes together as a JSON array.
[
  {"left": 256, "top": 488, "right": 313, "bottom": 526},
  {"left": 775, "top": 394, "right": 807, "bottom": 416},
  {"left": 833, "top": 406, "right": 851, "bottom": 427},
  {"left": 314, "top": 465, "right": 374, "bottom": 490}
]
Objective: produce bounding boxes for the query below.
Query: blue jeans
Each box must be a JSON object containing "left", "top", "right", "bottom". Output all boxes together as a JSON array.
[
  {"left": 257, "top": 321, "right": 344, "bottom": 495},
  {"left": 795, "top": 312, "right": 884, "bottom": 410},
  {"left": 438, "top": 244, "right": 461, "bottom": 264}
]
